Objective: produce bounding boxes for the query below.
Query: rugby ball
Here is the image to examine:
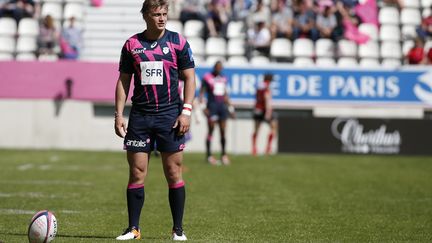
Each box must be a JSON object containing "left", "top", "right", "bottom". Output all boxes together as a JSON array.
[{"left": 28, "top": 210, "right": 57, "bottom": 243}]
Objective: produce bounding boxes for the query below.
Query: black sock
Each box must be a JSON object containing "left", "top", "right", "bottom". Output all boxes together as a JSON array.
[
  {"left": 126, "top": 185, "right": 145, "bottom": 229},
  {"left": 221, "top": 137, "right": 226, "bottom": 155},
  {"left": 169, "top": 182, "right": 186, "bottom": 231},
  {"left": 206, "top": 135, "right": 212, "bottom": 158}
]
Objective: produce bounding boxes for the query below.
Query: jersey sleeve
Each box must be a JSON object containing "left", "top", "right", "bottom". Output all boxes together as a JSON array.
[
  {"left": 118, "top": 42, "right": 135, "bottom": 74},
  {"left": 177, "top": 37, "right": 195, "bottom": 70}
]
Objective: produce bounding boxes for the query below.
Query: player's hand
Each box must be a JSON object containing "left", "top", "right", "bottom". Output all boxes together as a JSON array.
[
  {"left": 114, "top": 116, "right": 127, "bottom": 138},
  {"left": 173, "top": 114, "right": 191, "bottom": 136},
  {"left": 203, "top": 108, "right": 209, "bottom": 117}
]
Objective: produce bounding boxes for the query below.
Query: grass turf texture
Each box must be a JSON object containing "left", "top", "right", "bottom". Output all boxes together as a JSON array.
[{"left": 0, "top": 149, "right": 431, "bottom": 242}]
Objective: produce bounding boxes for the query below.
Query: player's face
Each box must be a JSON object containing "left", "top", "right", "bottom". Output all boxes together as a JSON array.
[{"left": 145, "top": 6, "right": 168, "bottom": 31}]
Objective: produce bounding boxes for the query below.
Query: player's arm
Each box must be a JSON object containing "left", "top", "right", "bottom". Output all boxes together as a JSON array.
[
  {"left": 114, "top": 72, "right": 132, "bottom": 138},
  {"left": 174, "top": 68, "right": 196, "bottom": 135},
  {"left": 224, "top": 88, "right": 236, "bottom": 118}
]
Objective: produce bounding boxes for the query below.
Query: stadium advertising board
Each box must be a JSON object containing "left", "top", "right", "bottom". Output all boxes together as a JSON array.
[
  {"left": 196, "top": 66, "right": 432, "bottom": 107},
  {"left": 278, "top": 117, "right": 432, "bottom": 155}
]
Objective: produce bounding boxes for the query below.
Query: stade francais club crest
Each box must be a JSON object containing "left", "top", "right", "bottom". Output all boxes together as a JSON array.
[{"left": 163, "top": 47, "right": 169, "bottom": 54}]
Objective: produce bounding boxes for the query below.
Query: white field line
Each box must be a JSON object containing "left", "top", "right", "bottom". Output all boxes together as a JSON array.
[
  {"left": 0, "top": 209, "right": 80, "bottom": 215},
  {"left": 0, "top": 192, "right": 80, "bottom": 198},
  {"left": 0, "top": 180, "right": 92, "bottom": 186}
]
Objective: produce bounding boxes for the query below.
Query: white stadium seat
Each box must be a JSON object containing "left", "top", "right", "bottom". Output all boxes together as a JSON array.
[
  {"left": 270, "top": 38, "right": 292, "bottom": 61},
  {"left": 400, "top": 8, "right": 422, "bottom": 26},
  {"left": 359, "top": 41, "right": 379, "bottom": 59},
  {"left": 380, "top": 41, "right": 402, "bottom": 59},
  {"left": 16, "top": 52, "right": 37, "bottom": 61},
  {"left": 293, "top": 38, "right": 314, "bottom": 57},
  {"left": 0, "top": 17, "right": 17, "bottom": 36},
  {"left": 316, "top": 57, "right": 336, "bottom": 67},
  {"left": 401, "top": 25, "right": 418, "bottom": 39},
  {"left": 337, "top": 57, "right": 358, "bottom": 67},
  {"left": 379, "top": 25, "right": 400, "bottom": 42},
  {"left": 18, "top": 18, "right": 39, "bottom": 36},
  {"left": 227, "top": 38, "right": 246, "bottom": 56},
  {"left": 401, "top": 0, "right": 420, "bottom": 8},
  {"left": 166, "top": 20, "right": 183, "bottom": 34},
  {"left": 0, "top": 36, "right": 16, "bottom": 53},
  {"left": 187, "top": 37, "right": 205, "bottom": 57},
  {"left": 293, "top": 57, "right": 314, "bottom": 66},
  {"left": 227, "top": 56, "right": 249, "bottom": 65},
  {"left": 379, "top": 7, "right": 399, "bottom": 25},
  {"left": 206, "top": 55, "right": 226, "bottom": 66},
  {"left": 0, "top": 53, "right": 14, "bottom": 60},
  {"left": 64, "top": 3, "right": 85, "bottom": 20},
  {"left": 402, "top": 40, "right": 415, "bottom": 56},
  {"left": 41, "top": 2, "right": 63, "bottom": 20},
  {"left": 422, "top": 0, "right": 432, "bottom": 8},
  {"left": 183, "top": 20, "right": 205, "bottom": 38},
  {"left": 205, "top": 37, "right": 227, "bottom": 57},
  {"left": 338, "top": 39, "right": 357, "bottom": 57},
  {"left": 359, "top": 23, "right": 379, "bottom": 41},
  {"left": 16, "top": 36, "right": 37, "bottom": 53},
  {"left": 359, "top": 58, "right": 380, "bottom": 67},
  {"left": 315, "top": 38, "right": 334, "bottom": 58},
  {"left": 227, "top": 21, "right": 245, "bottom": 39},
  {"left": 250, "top": 55, "right": 270, "bottom": 64},
  {"left": 382, "top": 58, "right": 402, "bottom": 67}
]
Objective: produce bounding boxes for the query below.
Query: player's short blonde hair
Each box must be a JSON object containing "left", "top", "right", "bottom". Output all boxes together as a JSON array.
[{"left": 140, "top": 0, "right": 169, "bottom": 18}]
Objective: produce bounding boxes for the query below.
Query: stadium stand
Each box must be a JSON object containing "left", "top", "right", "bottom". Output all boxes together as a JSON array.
[{"left": 0, "top": 0, "right": 430, "bottom": 66}]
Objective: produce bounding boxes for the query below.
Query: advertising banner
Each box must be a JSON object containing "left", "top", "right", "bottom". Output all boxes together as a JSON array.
[
  {"left": 278, "top": 116, "right": 432, "bottom": 155},
  {"left": 195, "top": 66, "right": 432, "bottom": 107}
]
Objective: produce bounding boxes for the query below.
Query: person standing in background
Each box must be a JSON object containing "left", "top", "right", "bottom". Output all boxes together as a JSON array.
[{"left": 252, "top": 73, "right": 278, "bottom": 156}]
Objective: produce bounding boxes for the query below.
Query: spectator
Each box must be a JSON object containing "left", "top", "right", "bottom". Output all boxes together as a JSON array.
[
  {"left": 406, "top": 37, "right": 426, "bottom": 65},
  {"left": 247, "top": 0, "right": 272, "bottom": 29},
  {"left": 37, "top": 15, "right": 59, "bottom": 55},
  {"left": 60, "top": 16, "right": 83, "bottom": 59},
  {"left": 232, "top": 0, "right": 253, "bottom": 21},
  {"left": 179, "top": 0, "right": 207, "bottom": 25},
  {"left": 336, "top": 1, "right": 369, "bottom": 44},
  {"left": 247, "top": 18, "right": 272, "bottom": 58},
  {"left": 270, "top": 1, "right": 295, "bottom": 40},
  {"left": 0, "top": 0, "right": 37, "bottom": 23},
  {"left": 416, "top": 5, "right": 432, "bottom": 40},
  {"left": 292, "top": 0, "right": 319, "bottom": 41},
  {"left": 206, "top": 0, "right": 229, "bottom": 38},
  {"left": 316, "top": 5, "right": 340, "bottom": 41}
]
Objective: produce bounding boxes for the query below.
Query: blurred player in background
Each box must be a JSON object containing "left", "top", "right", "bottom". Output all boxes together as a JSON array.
[
  {"left": 114, "top": 0, "right": 195, "bottom": 241},
  {"left": 199, "top": 60, "right": 235, "bottom": 165},
  {"left": 252, "top": 73, "right": 277, "bottom": 156}
]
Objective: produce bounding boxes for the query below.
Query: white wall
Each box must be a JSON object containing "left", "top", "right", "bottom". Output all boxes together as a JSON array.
[{"left": 0, "top": 100, "right": 276, "bottom": 155}]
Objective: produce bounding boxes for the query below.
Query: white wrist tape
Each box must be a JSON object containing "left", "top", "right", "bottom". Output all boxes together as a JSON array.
[{"left": 182, "top": 109, "right": 192, "bottom": 116}]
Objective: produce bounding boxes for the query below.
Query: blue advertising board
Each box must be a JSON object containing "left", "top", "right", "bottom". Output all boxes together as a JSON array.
[{"left": 195, "top": 65, "right": 432, "bottom": 107}]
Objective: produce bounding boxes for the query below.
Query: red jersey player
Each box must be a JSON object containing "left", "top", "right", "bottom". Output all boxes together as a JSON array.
[{"left": 252, "top": 73, "right": 278, "bottom": 155}]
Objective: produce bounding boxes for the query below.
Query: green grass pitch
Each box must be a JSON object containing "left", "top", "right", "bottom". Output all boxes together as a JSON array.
[{"left": 0, "top": 149, "right": 431, "bottom": 242}]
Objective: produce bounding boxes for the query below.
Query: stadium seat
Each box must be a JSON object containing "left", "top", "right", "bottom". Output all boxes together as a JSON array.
[
  {"left": 421, "top": 0, "right": 432, "bottom": 8},
  {"left": 423, "top": 7, "right": 431, "bottom": 18},
  {"left": 315, "top": 38, "right": 334, "bottom": 58},
  {"left": 0, "top": 52, "right": 13, "bottom": 60},
  {"left": 401, "top": 25, "right": 417, "bottom": 39},
  {"left": 316, "top": 57, "right": 336, "bottom": 67},
  {"left": 187, "top": 37, "right": 205, "bottom": 57},
  {"left": 359, "top": 23, "right": 379, "bottom": 41},
  {"left": 183, "top": 20, "right": 205, "bottom": 38},
  {"left": 38, "top": 53, "right": 59, "bottom": 61},
  {"left": 41, "top": 2, "right": 63, "bottom": 20},
  {"left": 166, "top": 20, "right": 183, "bottom": 34},
  {"left": 205, "top": 37, "right": 227, "bottom": 57},
  {"left": 358, "top": 41, "right": 379, "bottom": 59},
  {"left": 16, "top": 36, "right": 37, "bottom": 53},
  {"left": 270, "top": 38, "right": 292, "bottom": 61},
  {"left": 379, "top": 7, "right": 399, "bottom": 25},
  {"left": 293, "top": 57, "right": 314, "bottom": 66},
  {"left": 337, "top": 39, "right": 357, "bottom": 57},
  {"left": 380, "top": 41, "right": 402, "bottom": 59},
  {"left": 401, "top": 0, "right": 420, "bottom": 8},
  {"left": 250, "top": 55, "right": 270, "bottom": 64},
  {"left": 0, "top": 17, "right": 17, "bottom": 36},
  {"left": 400, "top": 9, "right": 421, "bottom": 26},
  {"left": 382, "top": 58, "right": 402, "bottom": 67},
  {"left": 293, "top": 38, "right": 314, "bottom": 57},
  {"left": 379, "top": 25, "right": 400, "bottom": 42},
  {"left": 337, "top": 57, "right": 358, "bottom": 67},
  {"left": 227, "top": 38, "right": 246, "bottom": 56},
  {"left": 0, "top": 36, "right": 15, "bottom": 53},
  {"left": 63, "top": 3, "right": 85, "bottom": 20},
  {"left": 402, "top": 40, "right": 414, "bottom": 56},
  {"left": 227, "top": 21, "right": 245, "bottom": 39},
  {"left": 359, "top": 58, "right": 380, "bottom": 67},
  {"left": 206, "top": 55, "right": 226, "bottom": 66},
  {"left": 18, "top": 18, "right": 39, "bottom": 36},
  {"left": 15, "top": 52, "right": 37, "bottom": 61},
  {"left": 424, "top": 39, "right": 432, "bottom": 51},
  {"left": 227, "top": 56, "right": 249, "bottom": 65}
]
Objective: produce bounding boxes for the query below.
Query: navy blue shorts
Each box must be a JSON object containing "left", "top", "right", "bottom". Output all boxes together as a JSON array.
[
  {"left": 207, "top": 102, "right": 229, "bottom": 122},
  {"left": 124, "top": 110, "right": 185, "bottom": 153}
]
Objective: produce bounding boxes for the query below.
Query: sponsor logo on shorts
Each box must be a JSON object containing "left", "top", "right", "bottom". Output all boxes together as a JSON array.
[{"left": 126, "top": 140, "right": 148, "bottom": 148}]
